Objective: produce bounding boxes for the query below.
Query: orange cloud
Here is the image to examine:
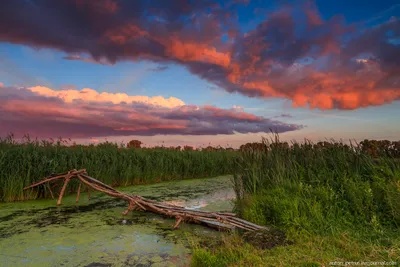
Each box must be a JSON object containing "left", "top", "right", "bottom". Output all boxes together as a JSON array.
[
  {"left": 287, "top": 66, "right": 400, "bottom": 110},
  {"left": 104, "top": 23, "right": 231, "bottom": 67},
  {"left": 105, "top": 24, "right": 148, "bottom": 44},
  {"left": 166, "top": 39, "right": 231, "bottom": 67}
]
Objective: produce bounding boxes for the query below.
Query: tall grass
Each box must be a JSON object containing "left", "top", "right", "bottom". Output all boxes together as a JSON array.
[
  {"left": 192, "top": 135, "right": 400, "bottom": 266},
  {"left": 0, "top": 136, "right": 237, "bottom": 202},
  {"left": 234, "top": 136, "right": 400, "bottom": 230}
]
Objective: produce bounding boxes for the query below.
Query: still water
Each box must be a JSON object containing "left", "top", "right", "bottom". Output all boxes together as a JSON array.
[{"left": 0, "top": 176, "right": 235, "bottom": 267}]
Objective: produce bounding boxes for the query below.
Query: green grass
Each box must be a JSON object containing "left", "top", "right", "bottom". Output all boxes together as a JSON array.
[
  {"left": 0, "top": 136, "right": 237, "bottom": 202},
  {"left": 191, "top": 229, "right": 400, "bottom": 267},
  {"left": 191, "top": 136, "right": 400, "bottom": 266}
]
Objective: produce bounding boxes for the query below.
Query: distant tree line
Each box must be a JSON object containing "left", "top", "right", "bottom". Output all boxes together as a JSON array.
[
  {"left": 237, "top": 139, "right": 400, "bottom": 158},
  {"left": 1, "top": 134, "right": 399, "bottom": 157}
]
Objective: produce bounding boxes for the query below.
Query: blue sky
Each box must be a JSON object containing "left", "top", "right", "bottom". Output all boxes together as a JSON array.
[{"left": 0, "top": 0, "right": 399, "bottom": 147}]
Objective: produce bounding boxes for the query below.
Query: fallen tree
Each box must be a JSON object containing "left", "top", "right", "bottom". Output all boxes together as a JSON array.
[{"left": 24, "top": 169, "right": 267, "bottom": 232}]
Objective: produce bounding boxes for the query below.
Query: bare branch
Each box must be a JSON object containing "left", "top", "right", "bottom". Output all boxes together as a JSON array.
[{"left": 24, "top": 169, "right": 267, "bottom": 232}]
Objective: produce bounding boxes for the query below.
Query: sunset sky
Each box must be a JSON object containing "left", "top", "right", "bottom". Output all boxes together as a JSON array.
[{"left": 0, "top": 0, "right": 399, "bottom": 148}]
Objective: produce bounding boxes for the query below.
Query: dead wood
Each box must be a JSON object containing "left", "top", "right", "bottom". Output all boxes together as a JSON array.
[
  {"left": 23, "top": 169, "right": 268, "bottom": 232},
  {"left": 76, "top": 183, "right": 81, "bottom": 203}
]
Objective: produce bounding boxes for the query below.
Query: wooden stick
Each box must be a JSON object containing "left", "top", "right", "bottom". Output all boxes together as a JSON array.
[
  {"left": 57, "top": 177, "right": 70, "bottom": 205},
  {"left": 174, "top": 216, "right": 183, "bottom": 229},
  {"left": 76, "top": 182, "right": 81, "bottom": 203},
  {"left": 23, "top": 169, "right": 84, "bottom": 190},
  {"left": 80, "top": 174, "right": 119, "bottom": 193},
  {"left": 133, "top": 200, "right": 146, "bottom": 211},
  {"left": 123, "top": 201, "right": 135, "bottom": 216},
  {"left": 77, "top": 175, "right": 130, "bottom": 201},
  {"left": 24, "top": 176, "right": 66, "bottom": 190}
]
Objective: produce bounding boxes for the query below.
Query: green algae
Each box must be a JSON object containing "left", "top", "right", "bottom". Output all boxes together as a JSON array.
[{"left": 0, "top": 176, "right": 234, "bottom": 267}]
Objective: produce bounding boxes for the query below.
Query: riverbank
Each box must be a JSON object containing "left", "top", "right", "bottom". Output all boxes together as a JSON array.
[{"left": 191, "top": 140, "right": 400, "bottom": 266}]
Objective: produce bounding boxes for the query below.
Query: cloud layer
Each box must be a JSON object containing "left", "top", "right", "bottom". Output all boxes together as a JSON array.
[
  {"left": 0, "top": 0, "right": 399, "bottom": 110},
  {"left": 0, "top": 84, "right": 301, "bottom": 138}
]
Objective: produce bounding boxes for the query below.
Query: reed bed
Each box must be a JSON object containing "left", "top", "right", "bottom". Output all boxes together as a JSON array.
[
  {"left": 0, "top": 136, "right": 237, "bottom": 202},
  {"left": 233, "top": 136, "right": 400, "bottom": 230},
  {"left": 192, "top": 136, "right": 400, "bottom": 266}
]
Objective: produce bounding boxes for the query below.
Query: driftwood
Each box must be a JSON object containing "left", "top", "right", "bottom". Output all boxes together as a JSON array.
[{"left": 24, "top": 169, "right": 267, "bottom": 232}]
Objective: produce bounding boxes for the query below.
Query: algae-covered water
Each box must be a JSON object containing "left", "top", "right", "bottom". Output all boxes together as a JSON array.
[{"left": 0, "top": 176, "right": 235, "bottom": 267}]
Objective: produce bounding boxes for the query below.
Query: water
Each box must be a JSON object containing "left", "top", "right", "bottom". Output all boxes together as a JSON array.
[{"left": 0, "top": 176, "right": 235, "bottom": 267}]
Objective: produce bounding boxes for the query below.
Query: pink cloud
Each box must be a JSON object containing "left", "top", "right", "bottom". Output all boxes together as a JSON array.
[{"left": 0, "top": 84, "right": 303, "bottom": 138}]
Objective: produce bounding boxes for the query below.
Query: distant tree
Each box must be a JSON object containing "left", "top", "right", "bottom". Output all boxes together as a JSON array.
[
  {"left": 270, "top": 141, "right": 289, "bottom": 150},
  {"left": 239, "top": 142, "right": 268, "bottom": 151},
  {"left": 203, "top": 146, "right": 215, "bottom": 152},
  {"left": 392, "top": 141, "right": 400, "bottom": 157},
  {"left": 183, "top": 145, "right": 194, "bottom": 151},
  {"left": 127, "top": 140, "right": 142, "bottom": 149},
  {"left": 168, "top": 146, "right": 181, "bottom": 151}
]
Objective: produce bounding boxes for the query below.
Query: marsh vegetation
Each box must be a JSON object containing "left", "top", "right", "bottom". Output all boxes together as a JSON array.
[
  {"left": 0, "top": 134, "right": 236, "bottom": 202},
  {"left": 1, "top": 134, "right": 399, "bottom": 266},
  {"left": 192, "top": 137, "right": 400, "bottom": 266}
]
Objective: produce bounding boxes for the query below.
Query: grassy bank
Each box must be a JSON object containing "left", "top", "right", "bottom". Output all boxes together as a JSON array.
[
  {"left": 0, "top": 137, "right": 237, "bottom": 202},
  {"left": 191, "top": 137, "right": 400, "bottom": 266}
]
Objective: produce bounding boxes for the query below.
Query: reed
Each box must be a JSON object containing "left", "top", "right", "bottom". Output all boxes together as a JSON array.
[
  {"left": 0, "top": 135, "right": 237, "bottom": 202},
  {"left": 192, "top": 135, "right": 400, "bottom": 266},
  {"left": 233, "top": 135, "right": 400, "bottom": 230}
]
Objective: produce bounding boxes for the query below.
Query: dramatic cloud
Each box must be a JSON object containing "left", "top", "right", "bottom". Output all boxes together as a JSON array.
[
  {"left": 0, "top": 85, "right": 302, "bottom": 138},
  {"left": 0, "top": 0, "right": 399, "bottom": 110}
]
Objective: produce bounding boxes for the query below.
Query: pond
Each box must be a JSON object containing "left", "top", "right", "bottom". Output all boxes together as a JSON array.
[{"left": 0, "top": 176, "right": 235, "bottom": 267}]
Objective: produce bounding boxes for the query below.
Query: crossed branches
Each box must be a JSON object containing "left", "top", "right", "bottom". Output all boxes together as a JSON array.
[{"left": 24, "top": 169, "right": 267, "bottom": 232}]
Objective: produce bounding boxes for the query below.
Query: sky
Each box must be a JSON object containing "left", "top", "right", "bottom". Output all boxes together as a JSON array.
[{"left": 0, "top": 0, "right": 399, "bottom": 148}]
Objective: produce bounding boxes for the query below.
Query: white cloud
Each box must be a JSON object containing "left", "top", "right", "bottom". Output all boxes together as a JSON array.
[{"left": 28, "top": 85, "right": 185, "bottom": 108}]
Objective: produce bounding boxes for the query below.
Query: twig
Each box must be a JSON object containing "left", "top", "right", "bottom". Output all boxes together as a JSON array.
[
  {"left": 174, "top": 216, "right": 183, "bottom": 229},
  {"left": 76, "top": 182, "right": 81, "bottom": 203},
  {"left": 57, "top": 173, "right": 71, "bottom": 206}
]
